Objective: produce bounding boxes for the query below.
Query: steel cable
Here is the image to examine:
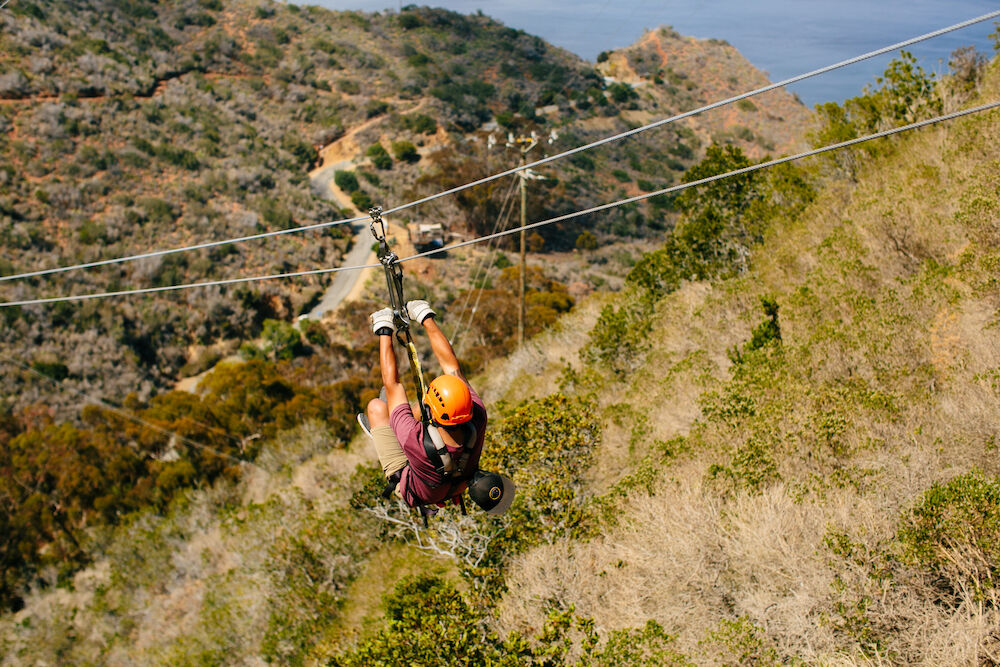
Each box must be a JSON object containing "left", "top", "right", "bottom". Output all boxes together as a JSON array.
[
  {"left": 1, "top": 10, "right": 996, "bottom": 284},
  {"left": 2, "top": 99, "right": 997, "bottom": 308}
]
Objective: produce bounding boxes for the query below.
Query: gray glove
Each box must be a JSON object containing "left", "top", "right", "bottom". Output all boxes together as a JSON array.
[
  {"left": 406, "top": 299, "right": 436, "bottom": 324},
  {"left": 370, "top": 307, "right": 395, "bottom": 335}
]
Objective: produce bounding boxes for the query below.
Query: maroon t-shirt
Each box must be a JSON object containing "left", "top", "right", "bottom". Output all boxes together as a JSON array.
[{"left": 389, "top": 385, "right": 487, "bottom": 506}]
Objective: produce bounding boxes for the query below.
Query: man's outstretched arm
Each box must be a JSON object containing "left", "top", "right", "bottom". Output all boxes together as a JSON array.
[
  {"left": 379, "top": 334, "right": 410, "bottom": 411},
  {"left": 423, "top": 317, "right": 465, "bottom": 381},
  {"left": 371, "top": 307, "right": 409, "bottom": 412},
  {"left": 407, "top": 300, "right": 465, "bottom": 382}
]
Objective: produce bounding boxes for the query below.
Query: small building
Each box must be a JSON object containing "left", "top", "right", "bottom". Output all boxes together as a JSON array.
[{"left": 408, "top": 222, "right": 444, "bottom": 251}]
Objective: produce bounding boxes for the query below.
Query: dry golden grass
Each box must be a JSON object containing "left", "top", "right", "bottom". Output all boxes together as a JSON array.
[
  {"left": 494, "top": 86, "right": 1000, "bottom": 664},
  {"left": 475, "top": 292, "right": 612, "bottom": 403}
]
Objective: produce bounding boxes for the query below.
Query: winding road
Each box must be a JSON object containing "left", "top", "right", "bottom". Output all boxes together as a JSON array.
[
  {"left": 306, "top": 160, "right": 376, "bottom": 320},
  {"left": 304, "top": 100, "right": 433, "bottom": 319}
]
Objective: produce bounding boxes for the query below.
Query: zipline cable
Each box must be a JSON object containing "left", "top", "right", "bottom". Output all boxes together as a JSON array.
[
  {"left": 1, "top": 9, "right": 996, "bottom": 285},
  {"left": 2, "top": 99, "right": 997, "bottom": 309},
  {"left": 398, "top": 100, "right": 1000, "bottom": 264},
  {"left": 0, "top": 261, "right": 380, "bottom": 307}
]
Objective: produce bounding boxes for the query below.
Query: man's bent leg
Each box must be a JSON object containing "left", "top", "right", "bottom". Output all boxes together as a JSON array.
[
  {"left": 371, "top": 425, "right": 408, "bottom": 479},
  {"left": 366, "top": 396, "right": 407, "bottom": 478}
]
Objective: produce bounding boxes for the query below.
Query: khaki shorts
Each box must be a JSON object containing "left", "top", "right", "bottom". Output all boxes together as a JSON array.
[{"left": 371, "top": 424, "right": 408, "bottom": 480}]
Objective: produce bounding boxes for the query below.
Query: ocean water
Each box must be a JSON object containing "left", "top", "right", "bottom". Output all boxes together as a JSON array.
[{"left": 312, "top": 0, "right": 998, "bottom": 106}]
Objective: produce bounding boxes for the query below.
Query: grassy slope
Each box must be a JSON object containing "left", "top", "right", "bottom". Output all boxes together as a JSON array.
[
  {"left": 495, "top": 65, "right": 1000, "bottom": 662},
  {"left": 9, "top": 9, "right": 1000, "bottom": 667},
  {"left": 2, "top": 58, "right": 996, "bottom": 667},
  {"left": 604, "top": 26, "right": 812, "bottom": 159}
]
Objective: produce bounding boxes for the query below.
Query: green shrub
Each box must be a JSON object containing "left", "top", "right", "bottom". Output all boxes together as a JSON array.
[
  {"left": 607, "top": 82, "right": 638, "bottom": 104},
  {"left": 174, "top": 11, "right": 216, "bottom": 29},
  {"left": 366, "top": 142, "right": 392, "bottom": 170},
  {"left": 261, "top": 319, "right": 302, "bottom": 360},
  {"left": 399, "top": 113, "right": 436, "bottom": 134},
  {"left": 281, "top": 134, "right": 316, "bottom": 168},
  {"left": 78, "top": 219, "right": 105, "bottom": 244},
  {"left": 301, "top": 320, "right": 328, "bottom": 347},
  {"left": 612, "top": 168, "right": 630, "bottom": 182},
  {"left": 406, "top": 52, "right": 431, "bottom": 67},
  {"left": 628, "top": 143, "right": 806, "bottom": 296},
  {"left": 703, "top": 617, "right": 782, "bottom": 666},
  {"left": 576, "top": 230, "right": 599, "bottom": 251},
  {"left": 391, "top": 140, "right": 419, "bottom": 163},
  {"left": 334, "top": 575, "right": 502, "bottom": 665},
  {"left": 336, "top": 79, "right": 360, "bottom": 95},
  {"left": 811, "top": 51, "right": 940, "bottom": 174},
  {"left": 239, "top": 342, "right": 265, "bottom": 360},
  {"left": 496, "top": 110, "right": 516, "bottom": 128},
  {"left": 156, "top": 144, "right": 200, "bottom": 170},
  {"left": 583, "top": 291, "right": 655, "bottom": 375},
  {"left": 626, "top": 236, "right": 712, "bottom": 296},
  {"left": 398, "top": 12, "right": 422, "bottom": 30},
  {"left": 361, "top": 98, "right": 386, "bottom": 117},
  {"left": 350, "top": 189, "right": 373, "bottom": 210},
  {"left": 333, "top": 170, "right": 359, "bottom": 192},
  {"left": 728, "top": 296, "right": 781, "bottom": 365},
  {"left": 31, "top": 360, "right": 69, "bottom": 381},
  {"left": 898, "top": 471, "right": 1000, "bottom": 600},
  {"left": 570, "top": 152, "right": 595, "bottom": 171},
  {"left": 137, "top": 197, "right": 176, "bottom": 225},
  {"left": 708, "top": 438, "right": 780, "bottom": 493},
  {"left": 258, "top": 197, "right": 295, "bottom": 230},
  {"left": 334, "top": 575, "right": 689, "bottom": 666}
]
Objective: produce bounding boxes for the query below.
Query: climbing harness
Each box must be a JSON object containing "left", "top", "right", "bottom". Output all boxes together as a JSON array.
[{"left": 368, "top": 206, "right": 478, "bottom": 525}]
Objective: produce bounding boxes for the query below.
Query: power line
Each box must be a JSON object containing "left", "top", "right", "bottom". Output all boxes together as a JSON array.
[
  {"left": 0, "top": 260, "right": 379, "bottom": 307},
  {"left": 398, "top": 100, "right": 1000, "bottom": 261},
  {"left": 0, "top": 212, "right": 369, "bottom": 284},
  {"left": 453, "top": 180, "right": 521, "bottom": 349},
  {"left": 3, "top": 100, "right": 996, "bottom": 309},
  {"left": 1, "top": 9, "right": 996, "bottom": 285},
  {"left": 348, "top": 12, "right": 1000, "bottom": 216}
]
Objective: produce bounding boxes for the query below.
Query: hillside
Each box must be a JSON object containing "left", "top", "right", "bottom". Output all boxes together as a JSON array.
[
  {"left": 1, "top": 29, "right": 997, "bottom": 666},
  {"left": 599, "top": 27, "right": 811, "bottom": 159},
  {"left": 0, "top": 0, "right": 810, "bottom": 417}
]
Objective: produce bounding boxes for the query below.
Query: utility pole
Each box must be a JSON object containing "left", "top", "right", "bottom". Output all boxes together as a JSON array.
[
  {"left": 493, "top": 129, "right": 557, "bottom": 346},
  {"left": 508, "top": 133, "right": 538, "bottom": 347}
]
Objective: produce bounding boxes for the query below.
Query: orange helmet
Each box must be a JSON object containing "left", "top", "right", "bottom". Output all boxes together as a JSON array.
[{"left": 423, "top": 375, "right": 473, "bottom": 426}]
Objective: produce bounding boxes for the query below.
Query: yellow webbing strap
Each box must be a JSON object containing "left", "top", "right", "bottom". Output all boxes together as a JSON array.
[{"left": 406, "top": 338, "right": 428, "bottom": 400}]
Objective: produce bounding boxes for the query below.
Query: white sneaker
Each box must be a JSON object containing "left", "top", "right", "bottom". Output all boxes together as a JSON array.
[{"left": 357, "top": 413, "right": 372, "bottom": 438}]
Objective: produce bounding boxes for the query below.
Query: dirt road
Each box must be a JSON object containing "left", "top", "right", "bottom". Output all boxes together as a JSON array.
[{"left": 306, "top": 160, "right": 377, "bottom": 319}]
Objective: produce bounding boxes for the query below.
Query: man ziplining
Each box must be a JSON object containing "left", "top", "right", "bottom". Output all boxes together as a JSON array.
[{"left": 358, "top": 207, "right": 514, "bottom": 521}]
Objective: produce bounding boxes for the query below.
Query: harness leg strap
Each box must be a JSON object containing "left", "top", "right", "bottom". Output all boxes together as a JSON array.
[{"left": 381, "top": 468, "right": 403, "bottom": 499}]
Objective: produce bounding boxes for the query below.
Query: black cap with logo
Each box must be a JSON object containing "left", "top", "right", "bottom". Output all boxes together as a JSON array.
[{"left": 468, "top": 470, "right": 516, "bottom": 514}]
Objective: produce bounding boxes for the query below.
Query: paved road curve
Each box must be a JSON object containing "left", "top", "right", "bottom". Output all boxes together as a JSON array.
[{"left": 307, "top": 161, "right": 375, "bottom": 319}]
